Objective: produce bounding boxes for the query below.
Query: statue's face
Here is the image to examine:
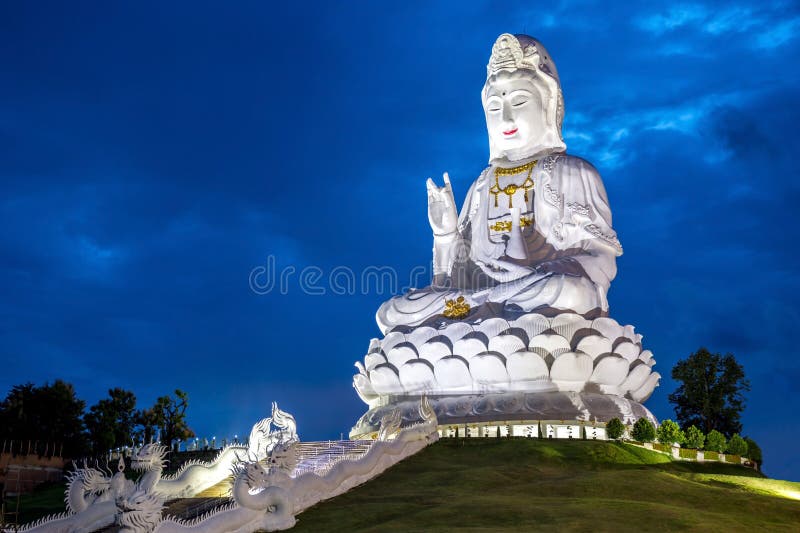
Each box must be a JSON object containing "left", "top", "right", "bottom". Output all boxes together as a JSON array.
[{"left": 484, "top": 72, "right": 547, "bottom": 160}]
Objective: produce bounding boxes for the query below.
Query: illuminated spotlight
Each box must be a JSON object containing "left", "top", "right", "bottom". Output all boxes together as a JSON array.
[{"left": 778, "top": 489, "right": 800, "bottom": 501}]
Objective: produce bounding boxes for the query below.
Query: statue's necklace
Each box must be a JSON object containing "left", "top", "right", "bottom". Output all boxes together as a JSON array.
[{"left": 490, "top": 160, "right": 537, "bottom": 208}]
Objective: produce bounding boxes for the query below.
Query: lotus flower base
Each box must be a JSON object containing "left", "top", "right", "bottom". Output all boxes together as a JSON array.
[
  {"left": 351, "top": 312, "right": 660, "bottom": 435},
  {"left": 350, "top": 391, "right": 657, "bottom": 439}
]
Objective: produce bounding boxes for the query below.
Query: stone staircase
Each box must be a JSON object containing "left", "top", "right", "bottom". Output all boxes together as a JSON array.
[
  {"left": 161, "top": 440, "right": 376, "bottom": 522},
  {"left": 293, "top": 440, "right": 373, "bottom": 476}
]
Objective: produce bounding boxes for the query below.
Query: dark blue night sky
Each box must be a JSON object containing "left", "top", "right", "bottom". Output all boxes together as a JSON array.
[{"left": 2, "top": 2, "right": 799, "bottom": 479}]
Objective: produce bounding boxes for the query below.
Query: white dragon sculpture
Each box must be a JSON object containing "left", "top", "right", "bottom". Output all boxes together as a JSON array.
[
  {"left": 12, "top": 448, "right": 166, "bottom": 533},
  {"left": 156, "top": 403, "right": 297, "bottom": 498},
  {"left": 10, "top": 404, "right": 297, "bottom": 533},
  {"left": 155, "top": 397, "right": 439, "bottom": 533}
]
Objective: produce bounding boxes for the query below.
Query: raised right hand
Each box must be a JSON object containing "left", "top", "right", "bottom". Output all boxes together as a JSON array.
[{"left": 426, "top": 172, "right": 458, "bottom": 237}]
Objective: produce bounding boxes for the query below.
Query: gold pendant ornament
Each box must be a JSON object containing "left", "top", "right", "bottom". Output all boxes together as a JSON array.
[
  {"left": 489, "top": 216, "right": 533, "bottom": 232},
  {"left": 442, "top": 296, "right": 471, "bottom": 319},
  {"left": 490, "top": 160, "right": 537, "bottom": 208}
]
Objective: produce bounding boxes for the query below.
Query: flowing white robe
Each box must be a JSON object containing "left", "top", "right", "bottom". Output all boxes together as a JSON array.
[{"left": 376, "top": 153, "right": 622, "bottom": 334}]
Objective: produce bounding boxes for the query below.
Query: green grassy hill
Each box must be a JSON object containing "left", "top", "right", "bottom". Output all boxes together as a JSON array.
[{"left": 293, "top": 439, "right": 800, "bottom": 532}]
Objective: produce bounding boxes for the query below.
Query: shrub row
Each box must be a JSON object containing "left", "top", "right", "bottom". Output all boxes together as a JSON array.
[
  {"left": 604, "top": 417, "right": 757, "bottom": 462},
  {"left": 679, "top": 448, "right": 697, "bottom": 459},
  {"left": 703, "top": 450, "right": 719, "bottom": 461}
]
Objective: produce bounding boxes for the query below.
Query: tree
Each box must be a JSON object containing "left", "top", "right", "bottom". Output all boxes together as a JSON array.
[
  {"left": 743, "top": 437, "right": 762, "bottom": 464},
  {"left": 133, "top": 407, "right": 160, "bottom": 445},
  {"left": 632, "top": 418, "right": 656, "bottom": 442},
  {"left": 0, "top": 381, "right": 88, "bottom": 457},
  {"left": 656, "top": 419, "right": 684, "bottom": 445},
  {"left": 85, "top": 388, "right": 137, "bottom": 454},
  {"left": 150, "top": 389, "right": 195, "bottom": 447},
  {"left": 669, "top": 347, "right": 750, "bottom": 436},
  {"left": 683, "top": 425, "right": 705, "bottom": 449},
  {"left": 705, "top": 430, "right": 727, "bottom": 452},
  {"left": 606, "top": 418, "right": 625, "bottom": 440},
  {"left": 726, "top": 434, "right": 748, "bottom": 456}
]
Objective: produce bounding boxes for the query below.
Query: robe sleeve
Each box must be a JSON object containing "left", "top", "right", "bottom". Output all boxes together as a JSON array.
[{"left": 551, "top": 156, "right": 623, "bottom": 256}]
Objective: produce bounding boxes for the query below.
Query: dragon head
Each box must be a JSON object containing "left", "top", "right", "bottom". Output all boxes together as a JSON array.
[
  {"left": 131, "top": 443, "right": 168, "bottom": 473},
  {"left": 271, "top": 402, "right": 297, "bottom": 438},
  {"left": 267, "top": 442, "right": 298, "bottom": 475},
  {"left": 242, "top": 461, "right": 271, "bottom": 488},
  {"left": 80, "top": 467, "right": 112, "bottom": 493},
  {"left": 116, "top": 488, "right": 164, "bottom": 532},
  {"left": 246, "top": 403, "right": 299, "bottom": 459},
  {"left": 378, "top": 408, "right": 402, "bottom": 441}
]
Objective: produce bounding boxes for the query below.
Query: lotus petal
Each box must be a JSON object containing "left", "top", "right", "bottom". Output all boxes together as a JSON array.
[
  {"left": 419, "top": 338, "right": 452, "bottom": 363},
  {"left": 631, "top": 372, "right": 660, "bottom": 402},
  {"left": 470, "top": 352, "right": 509, "bottom": 388},
  {"left": 591, "top": 317, "right": 624, "bottom": 342},
  {"left": 507, "top": 350, "right": 550, "bottom": 382},
  {"left": 399, "top": 359, "right": 437, "bottom": 393},
  {"left": 551, "top": 314, "right": 591, "bottom": 341},
  {"left": 589, "top": 356, "right": 629, "bottom": 386},
  {"left": 434, "top": 356, "right": 473, "bottom": 392},
  {"left": 367, "top": 338, "right": 382, "bottom": 354},
  {"left": 364, "top": 351, "right": 387, "bottom": 372},
  {"left": 499, "top": 327, "right": 529, "bottom": 346},
  {"left": 475, "top": 317, "right": 511, "bottom": 339},
  {"left": 386, "top": 343, "right": 418, "bottom": 368},
  {"left": 512, "top": 313, "right": 550, "bottom": 339},
  {"left": 453, "top": 333, "right": 489, "bottom": 360},
  {"left": 575, "top": 335, "right": 613, "bottom": 359},
  {"left": 550, "top": 352, "right": 593, "bottom": 389},
  {"left": 528, "top": 333, "right": 571, "bottom": 359},
  {"left": 407, "top": 326, "right": 438, "bottom": 347},
  {"left": 381, "top": 331, "right": 406, "bottom": 353},
  {"left": 441, "top": 322, "right": 474, "bottom": 343},
  {"left": 488, "top": 334, "right": 527, "bottom": 356},
  {"left": 353, "top": 373, "right": 378, "bottom": 404},
  {"left": 622, "top": 324, "right": 642, "bottom": 345},
  {"left": 628, "top": 359, "right": 647, "bottom": 371},
  {"left": 638, "top": 349, "right": 654, "bottom": 364},
  {"left": 369, "top": 363, "right": 403, "bottom": 394},
  {"left": 614, "top": 341, "right": 641, "bottom": 362},
  {"left": 620, "top": 364, "right": 651, "bottom": 393},
  {"left": 355, "top": 361, "right": 367, "bottom": 375}
]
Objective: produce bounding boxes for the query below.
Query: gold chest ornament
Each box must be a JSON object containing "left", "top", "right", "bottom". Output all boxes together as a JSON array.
[{"left": 489, "top": 160, "right": 537, "bottom": 208}]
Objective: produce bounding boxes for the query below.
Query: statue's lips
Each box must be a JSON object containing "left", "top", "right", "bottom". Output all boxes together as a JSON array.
[{"left": 503, "top": 128, "right": 518, "bottom": 136}]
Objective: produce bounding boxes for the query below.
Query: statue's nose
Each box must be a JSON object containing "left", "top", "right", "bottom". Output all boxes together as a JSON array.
[{"left": 502, "top": 102, "right": 513, "bottom": 122}]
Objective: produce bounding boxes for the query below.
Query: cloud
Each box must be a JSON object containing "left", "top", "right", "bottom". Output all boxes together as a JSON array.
[
  {"left": 635, "top": 3, "right": 800, "bottom": 51},
  {"left": 755, "top": 17, "right": 800, "bottom": 49},
  {"left": 565, "top": 89, "right": 753, "bottom": 169},
  {"left": 636, "top": 4, "right": 709, "bottom": 35}
]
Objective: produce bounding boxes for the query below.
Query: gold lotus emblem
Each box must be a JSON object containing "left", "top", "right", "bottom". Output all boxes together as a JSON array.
[{"left": 443, "top": 296, "right": 471, "bottom": 319}]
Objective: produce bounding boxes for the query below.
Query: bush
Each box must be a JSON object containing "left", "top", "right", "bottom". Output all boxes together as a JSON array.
[
  {"left": 705, "top": 430, "right": 727, "bottom": 452},
  {"left": 683, "top": 425, "right": 705, "bottom": 449},
  {"left": 744, "top": 436, "right": 762, "bottom": 464},
  {"left": 606, "top": 418, "right": 625, "bottom": 440},
  {"left": 679, "top": 447, "right": 697, "bottom": 459},
  {"left": 632, "top": 418, "right": 656, "bottom": 443},
  {"left": 653, "top": 442, "right": 672, "bottom": 453},
  {"left": 703, "top": 450, "right": 719, "bottom": 461},
  {"left": 726, "top": 453, "right": 741, "bottom": 463},
  {"left": 727, "top": 434, "right": 748, "bottom": 456},
  {"left": 656, "top": 419, "right": 684, "bottom": 445}
]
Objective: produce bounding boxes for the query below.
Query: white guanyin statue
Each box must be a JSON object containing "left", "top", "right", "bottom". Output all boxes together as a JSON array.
[
  {"left": 377, "top": 33, "right": 621, "bottom": 333},
  {"left": 351, "top": 34, "right": 659, "bottom": 439}
]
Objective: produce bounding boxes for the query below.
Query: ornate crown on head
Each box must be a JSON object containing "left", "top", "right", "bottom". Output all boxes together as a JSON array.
[{"left": 486, "top": 33, "right": 559, "bottom": 85}]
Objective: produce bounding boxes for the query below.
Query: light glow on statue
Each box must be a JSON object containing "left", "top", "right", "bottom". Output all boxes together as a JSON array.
[{"left": 351, "top": 33, "right": 660, "bottom": 439}]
